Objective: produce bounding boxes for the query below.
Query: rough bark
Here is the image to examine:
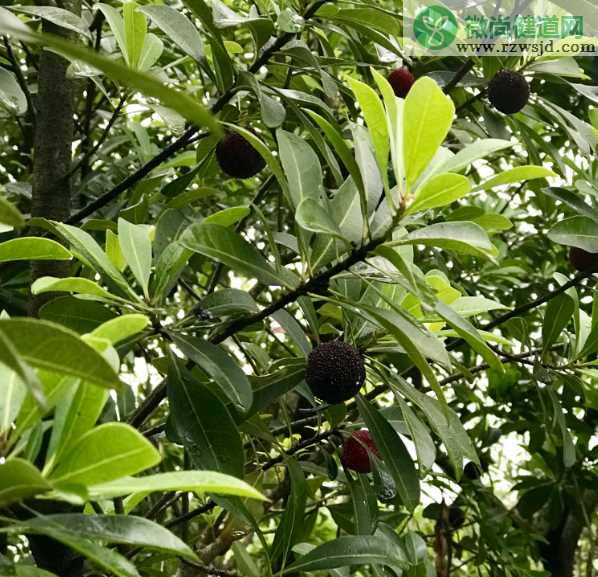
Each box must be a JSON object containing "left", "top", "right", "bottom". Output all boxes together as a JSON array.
[
  {"left": 30, "top": 0, "right": 79, "bottom": 304},
  {"left": 541, "top": 491, "right": 598, "bottom": 577}
]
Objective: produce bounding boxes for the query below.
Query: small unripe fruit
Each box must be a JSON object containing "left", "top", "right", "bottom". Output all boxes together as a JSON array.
[
  {"left": 388, "top": 66, "right": 415, "bottom": 98},
  {"left": 341, "top": 429, "right": 379, "bottom": 473},
  {"left": 305, "top": 341, "right": 365, "bottom": 404},
  {"left": 488, "top": 70, "right": 530, "bottom": 114},
  {"left": 215, "top": 131, "right": 265, "bottom": 179},
  {"left": 569, "top": 246, "right": 598, "bottom": 272}
]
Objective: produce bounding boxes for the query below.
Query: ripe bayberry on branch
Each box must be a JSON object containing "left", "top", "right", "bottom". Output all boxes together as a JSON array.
[
  {"left": 569, "top": 246, "right": 598, "bottom": 272},
  {"left": 305, "top": 341, "right": 365, "bottom": 404},
  {"left": 488, "top": 69, "right": 530, "bottom": 114},
  {"left": 341, "top": 429, "right": 379, "bottom": 473},
  {"left": 388, "top": 66, "right": 415, "bottom": 98},
  {"left": 215, "top": 131, "right": 266, "bottom": 179}
]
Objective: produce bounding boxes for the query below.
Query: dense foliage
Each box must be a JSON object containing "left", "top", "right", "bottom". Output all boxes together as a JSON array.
[{"left": 0, "top": 1, "right": 597, "bottom": 577}]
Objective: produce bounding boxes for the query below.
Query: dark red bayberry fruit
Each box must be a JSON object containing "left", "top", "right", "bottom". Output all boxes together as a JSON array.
[
  {"left": 341, "top": 429, "right": 379, "bottom": 473},
  {"left": 488, "top": 70, "right": 530, "bottom": 114},
  {"left": 215, "top": 131, "right": 265, "bottom": 179},
  {"left": 306, "top": 341, "right": 365, "bottom": 404},
  {"left": 569, "top": 246, "right": 598, "bottom": 272},
  {"left": 388, "top": 66, "right": 415, "bottom": 98},
  {"left": 448, "top": 506, "right": 465, "bottom": 529}
]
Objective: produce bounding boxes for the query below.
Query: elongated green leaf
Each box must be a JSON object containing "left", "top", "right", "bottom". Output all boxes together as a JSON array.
[
  {"left": 271, "top": 458, "right": 307, "bottom": 564},
  {"left": 0, "top": 12, "right": 220, "bottom": 132},
  {"left": 476, "top": 165, "right": 556, "bottom": 191},
  {"left": 435, "top": 301, "right": 502, "bottom": 371},
  {"left": 49, "top": 422, "right": 160, "bottom": 486},
  {"left": 6, "top": 525, "right": 139, "bottom": 577},
  {"left": 87, "top": 470, "right": 266, "bottom": 501},
  {"left": 436, "top": 139, "right": 512, "bottom": 174},
  {"left": 204, "top": 206, "right": 250, "bottom": 227},
  {"left": 548, "top": 216, "right": 598, "bottom": 251},
  {"left": 402, "top": 221, "right": 497, "bottom": 258},
  {"left": 168, "top": 361, "right": 244, "bottom": 477},
  {"left": 0, "top": 459, "right": 51, "bottom": 507},
  {"left": 0, "top": 194, "right": 25, "bottom": 228},
  {"left": 0, "top": 328, "right": 45, "bottom": 408},
  {"left": 180, "top": 222, "right": 295, "bottom": 288},
  {"left": 91, "top": 314, "right": 149, "bottom": 345},
  {"left": 296, "top": 198, "right": 343, "bottom": 238},
  {"left": 0, "top": 365, "right": 26, "bottom": 433},
  {"left": 123, "top": 2, "right": 147, "bottom": 69},
  {"left": 403, "top": 77, "right": 454, "bottom": 185},
  {"left": 407, "top": 173, "right": 471, "bottom": 215},
  {"left": 542, "top": 292, "right": 575, "bottom": 352},
  {"left": 390, "top": 377, "right": 478, "bottom": 476},
  {"left": 0, "top": 67, "right": 27, "bottom": 115},
  {"left": 397, "top": 399, "right": 435, "bottom": 470},
  {"left": 356, "top": 396, "right": 420, "bottom": 510},
  {"left": 97, "top": 4, "right": 128, "bottom": 60},
  {"left": 170, "top": 333, "right": 252, "bottom": 412},
  {"left": 44, "top": 382, "right": 109, "bottom": 475},
  {"left": 31, "top": 276, "right": 114, "bottom": 300},
  {"left": 15, "top": 515, "right": 196, "bottom": 561},
  {"left": 284, "top": 535, "right": 406, "bottom": 574},
  {"left": 277, "top": 129, "right": 322, "bottom": 207},
  {"left": 14, "top": 6, "right": 90, "bottom": 37},
  {"left": 118, "top": 218, "right": 152, "bottom": 298},
  {"left": 49, "top": 221, "right": 135, "bottom": 298},
  {"left": 0, "top": 237, "right": 71, "bottom": 263},
  {"left": 0, "top": 318, "right": 119, "bottom": 390},
  {"left": 140, "top": 5, "right": 203, "bottom": 61},
  {"left": 542, "top": 187, "right": 598, "bottom": 224},
  {"left": 347, "top": 77, "right": 389, "bottom": 187}
]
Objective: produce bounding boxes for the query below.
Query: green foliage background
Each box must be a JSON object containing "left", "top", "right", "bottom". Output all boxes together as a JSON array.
[{"left": 0, "top": 1, "right": 597, "bottom": 577}]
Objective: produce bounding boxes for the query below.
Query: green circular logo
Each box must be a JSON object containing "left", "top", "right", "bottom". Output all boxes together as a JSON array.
[{"left": 413, "top": 5, "right": 458, "bottom": 50}]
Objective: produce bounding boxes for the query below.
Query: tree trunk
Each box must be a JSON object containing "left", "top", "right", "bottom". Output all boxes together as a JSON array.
[{"left": 30, "top": 0, "right": 80, "bottom": 307}]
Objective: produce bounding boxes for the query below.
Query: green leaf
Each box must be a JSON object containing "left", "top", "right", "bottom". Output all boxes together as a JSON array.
[
  {"left": 0, "top": 12, "right": 220, "bottom": 133},
  {"left": 13, "top": 514, "right": 197, "bottom": 561},
  {"left": 397, "top": 399, "right": 436, "bottom": 470},
  {"left": 87, "top": 470, "right": 266, "bottom": 501},
  {"left": 548, "top": 216, "right": 598, "bottom": 251},
  {"left": 31, "top": 277, "right": 115, "bottom": 300},
  {"left": 49, "top": 221, "right": 136, "bottom": 299},
  {"left": 168, "top": 361, "right": 244, "bottom": 477},
  {"left": 91, "top": 314, "right": 149, "bottom": 345},
  {"left": 401, "top": 221, "right": 497, "bottom": 258},
  {"left": 475, "top": 165, "right": 556, "bottom": 191},
  {"left": 0, "top": 194, "right": 25, "bottom": 228},
  {"left": 407, "top": 173, "right": 471, "bottom": 214},
  {"left": 0, "top": 68, "right": 27, "bottom": 116},
  {"left": 0, "top": 328, "right": 45, "bottom": 408},
  {"left": 7, "top": 524, "right": 139, "bottom": 577},
  {"left": 435, "top": 301, "right": 502, "bottom": 372},
  {"left": 0, "top": 365, "right": 26, "bottom": 433},
  {"left": 284, "top": 535, "right": 406, "bottom": 574},
  {"left": 271, "top": 458, "right": 307, "bottom": 564},
  {"left": 542, "top": 292, "right": 575, "bottom": 353},
  {"left": 356, "top": 396, "right": 420, "bottom": 510},
  {"left": 122, "top": 1, "right": 146, "bottom": 69},
  {"left": 118, "top": 218, "right": 152, "bottom": 299},
  {"left": 48, "top": 422, "right": 160, "bottom": 487},
  {"left": 403, "top": 77, "right": 455, "bottom": 185},
  {"left": 14, "top": 5, "right": 90, "bottom": 37},
  {"left": 0, "top": 459, "right": 51, "bottom": 507},
  {"left": 436, "top": 139, "right": 512, "bottom": 174},
  {"left": 170, "top": 333, "right": 253, "bottom": 413},
  {"left": 44, "top": 382, "right": 109, "bottom": 475},
  {"left": 180, "top": 222, "right": 295, "bottom": 288},
  {"left": 347, "top": 77, "right": 389, "bottom": 187},
  {"left": 296, "top": 198, "right": 344, "bottom": 238},
  {"left": 0, "top": 318, "right": 120, "bottom": 390},
  {"left": 39, "top": 297, "right": 115, "bottom": 334},
  {"left": 151, "top": 241, "right": 192, "bottom": 302},
  {"left": 139, "top": 5, "right": 203, "bottom": 61},
  {"left": 277, "top": 129, "right": 323, "bottom": 207},
  {"left": 390, "top": 377, "right": 478, "bottom": 476},
  {"left": 542, "top": 187, "right": 598, "bottom": 224},
  {"left": 203, "top": 206, "right": 250, "bottom": 227},
  {"left": 0, "top": 237, "right": 71, "bottom": 263}
]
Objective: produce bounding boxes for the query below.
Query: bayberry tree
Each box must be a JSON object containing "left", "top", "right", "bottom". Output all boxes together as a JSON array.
[{"left": 0, "top": 2, "right": 597, "bottom": 577}]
